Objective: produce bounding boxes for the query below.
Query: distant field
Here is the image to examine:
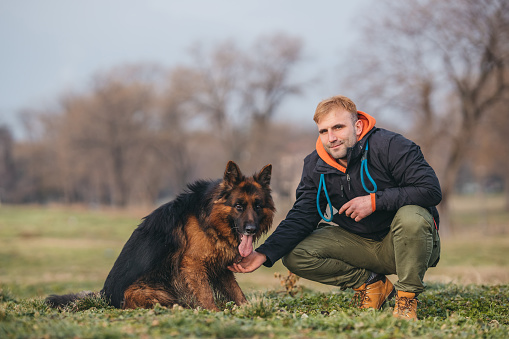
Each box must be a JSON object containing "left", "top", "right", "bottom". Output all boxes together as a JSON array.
[{"left": 0, "top": 196, "right": 508, "bottom": 338}]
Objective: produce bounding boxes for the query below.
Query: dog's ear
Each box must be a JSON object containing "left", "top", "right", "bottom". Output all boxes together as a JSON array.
[
  {"left": 256, "top": 164, "right": 272, "bottom": 187},
  {"left": 224, "top": 161, "right": 242, "bottom": 187}
]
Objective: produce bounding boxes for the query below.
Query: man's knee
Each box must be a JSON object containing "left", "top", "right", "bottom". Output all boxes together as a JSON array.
[
  {"left": 392, "top": 205, "right": 433, "bottom": 236},
  {"left": 282, "top": 247, "right": 315, "bottom": 276}
]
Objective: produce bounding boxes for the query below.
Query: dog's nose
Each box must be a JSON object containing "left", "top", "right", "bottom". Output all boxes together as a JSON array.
[{"left": 245, "top": 224, "right": 257, "bottom": 235}]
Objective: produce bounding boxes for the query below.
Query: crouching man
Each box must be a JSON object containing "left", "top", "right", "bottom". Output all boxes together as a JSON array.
[{"left": 229, "top": 95, "right": 441, "bottom": 321}]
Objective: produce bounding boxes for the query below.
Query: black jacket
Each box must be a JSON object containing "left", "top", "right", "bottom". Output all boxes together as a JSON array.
[{"left": 256, "top": 111, "right": 441, "bottom": 267}]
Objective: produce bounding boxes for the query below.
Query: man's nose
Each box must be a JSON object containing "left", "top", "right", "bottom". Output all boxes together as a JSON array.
[{"left": 328, "top": 130, "right": 337, "bottom": 142}]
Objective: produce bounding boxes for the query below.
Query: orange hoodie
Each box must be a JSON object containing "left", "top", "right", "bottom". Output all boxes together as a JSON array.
[{"left": 315, "top": 110, "right": 377, "bottom": 173}]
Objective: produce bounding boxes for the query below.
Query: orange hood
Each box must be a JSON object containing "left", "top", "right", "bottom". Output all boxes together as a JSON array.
[{"left": 316, "top": 110, "right": 376, "bottom": 173}]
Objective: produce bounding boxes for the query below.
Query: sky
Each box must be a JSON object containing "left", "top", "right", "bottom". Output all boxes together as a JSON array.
[{"left": 0, "top": 0, "right": 371, "bottom": 139}]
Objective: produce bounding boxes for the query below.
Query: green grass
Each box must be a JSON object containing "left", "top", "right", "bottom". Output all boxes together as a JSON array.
[
  {"left": 1, "top": 284, "right": 508, "bottom": 338},
  {"left": 1, "top": 198, "right": 509, "bottom": 338}
]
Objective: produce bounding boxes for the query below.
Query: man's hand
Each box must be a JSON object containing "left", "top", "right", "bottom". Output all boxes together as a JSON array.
[
  {"left": 228, "top": 251, "right": 267, "bottom": 273},
  {"left": 338, "top": 195, "right": 373, "bottom": 222}
]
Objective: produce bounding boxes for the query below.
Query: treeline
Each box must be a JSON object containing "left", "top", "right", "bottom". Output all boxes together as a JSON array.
[{"left": 0, "top": 34, "right": 315, "bottom": 206}]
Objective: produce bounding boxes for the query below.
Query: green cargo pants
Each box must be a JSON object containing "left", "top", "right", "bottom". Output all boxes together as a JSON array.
[{"left": 282, "top": 205, "right": 440, "bottom": 294}]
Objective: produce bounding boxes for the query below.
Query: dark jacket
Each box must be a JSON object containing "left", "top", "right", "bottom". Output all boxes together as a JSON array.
[{"left": 256, "top": 111, "right": 441, "bottom": 267}]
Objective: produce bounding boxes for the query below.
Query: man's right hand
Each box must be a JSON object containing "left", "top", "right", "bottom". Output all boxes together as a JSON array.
[{"left": 228, "top": 251, "right": 267, "bottom": 273}]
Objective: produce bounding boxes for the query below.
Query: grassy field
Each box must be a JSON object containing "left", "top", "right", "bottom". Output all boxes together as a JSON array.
[{"left": 1, "top": 195, "right": 508, "bottom": 338}]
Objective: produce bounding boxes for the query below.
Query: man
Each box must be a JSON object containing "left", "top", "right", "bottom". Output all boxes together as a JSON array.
[{"left": 229, "top": 95, "right": 441, "bottom": 321}]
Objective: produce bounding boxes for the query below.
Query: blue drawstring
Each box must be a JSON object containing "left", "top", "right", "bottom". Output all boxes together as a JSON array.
[
  {"left": 316, "top": 140, "right": 377, "bottom": 222},
  {"left": 360, "top": 140, "right": 377, "bottom": 193},
  {"left": 317, "top": 173, "right": 333, "bottom": 222}
]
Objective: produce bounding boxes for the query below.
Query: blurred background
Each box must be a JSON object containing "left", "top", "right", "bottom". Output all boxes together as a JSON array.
[{"left": 1, "top": 0, "right": 508, "bottom": 295}]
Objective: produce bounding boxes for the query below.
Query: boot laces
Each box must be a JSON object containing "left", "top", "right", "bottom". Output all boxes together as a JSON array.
[
  {"left": 397, "top": 296, "right": 417, "bottom": 314},
  {"left": 352, "top": 277, "right": 385, "bottom": 308},
  {"left": 351, "top": 289, "right": 368, "bottom": 307}
]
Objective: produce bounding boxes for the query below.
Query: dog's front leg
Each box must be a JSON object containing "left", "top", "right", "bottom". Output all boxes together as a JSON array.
[
  {"left": 181, "top": 260, "right": 219, "bottom": 311},
  {"left": 215, "top": 270, "right": 248, "bottom": 306}
]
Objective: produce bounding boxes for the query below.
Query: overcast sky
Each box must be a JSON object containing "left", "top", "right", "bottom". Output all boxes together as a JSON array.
[{"left": 0, "top": 0, "right": 371, "bottom": 138}]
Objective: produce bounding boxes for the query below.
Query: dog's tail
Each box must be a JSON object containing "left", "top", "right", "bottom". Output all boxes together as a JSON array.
[{"left": 45, "top": 291, "right": 95, "bottom": 308}]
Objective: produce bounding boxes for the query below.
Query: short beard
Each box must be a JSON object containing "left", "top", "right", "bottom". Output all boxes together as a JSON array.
[{"left": 325, "top": 147, "right": 347, "bottom": 162}]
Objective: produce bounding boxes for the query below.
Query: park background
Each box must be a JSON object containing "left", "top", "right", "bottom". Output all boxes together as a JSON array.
[{"left": 1, "top": 0, "right": 508, "bottom": 337}]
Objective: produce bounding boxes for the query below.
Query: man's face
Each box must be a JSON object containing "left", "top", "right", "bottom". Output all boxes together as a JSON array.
[{"left": 317, "top": 108, "right": 363, "bottom": 167}]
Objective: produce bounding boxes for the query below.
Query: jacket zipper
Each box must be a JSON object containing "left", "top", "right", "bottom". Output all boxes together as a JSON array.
[{"left": 340, "top": 173, "right": 351, "bottom": 197}]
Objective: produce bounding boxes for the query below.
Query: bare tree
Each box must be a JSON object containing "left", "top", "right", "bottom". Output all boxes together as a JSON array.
[
  {"left": 155, "top": 66, "right": 201, "bottom": 194},
  {"left": 343, "top": 0, "right": 509, "bottom": 230},
  {"left": 473, "top": 91, "right": 509, "bottom": 210},
  {"left": 243, "top": 34, "right": 305, "bottom": 161},
  {"left": 0, "top": 126, "right": 15, "bottom": 203},
  {"left": 175, "top": 33, "right": 307, "bottom": 166},
  {"left": 78, "top": 65, "right": 160, "bottom": 206},
  {"left": 29, "top": 64, "right": 162, "bottom": 206}
]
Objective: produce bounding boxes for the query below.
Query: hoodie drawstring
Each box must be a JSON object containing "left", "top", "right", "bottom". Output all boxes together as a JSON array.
[
  {"left": 360, "top": 140, "right": 377, "bottom": 194},
  {"left": 317, "top": 174, "right": 333, "bottom": 222},
  {"left": 317, "top": 140, "right": 378, "bottom": 222}
]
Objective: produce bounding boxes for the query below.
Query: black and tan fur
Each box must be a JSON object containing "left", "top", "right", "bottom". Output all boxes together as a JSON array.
[{"left": 46, "top": 161, "right": 275, "bottom": 310}]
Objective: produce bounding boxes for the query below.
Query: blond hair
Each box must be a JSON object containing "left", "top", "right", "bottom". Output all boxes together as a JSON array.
[{"left": 313, "top": 95, "right": 358, "bottom": 123}]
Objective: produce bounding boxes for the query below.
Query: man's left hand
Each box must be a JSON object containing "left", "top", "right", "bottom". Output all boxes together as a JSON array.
[{"left": 338, "top": 195, "right": 373, "bottom": 222}]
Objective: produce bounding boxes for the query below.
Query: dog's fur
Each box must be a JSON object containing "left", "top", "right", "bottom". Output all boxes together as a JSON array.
[{"left": 46, "top": 161, "right": 275, "bottom": 311}]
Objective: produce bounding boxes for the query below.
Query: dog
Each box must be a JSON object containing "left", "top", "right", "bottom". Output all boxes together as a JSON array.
[{"left": 46, "top": 161, "right": 275, "bottom": 311}]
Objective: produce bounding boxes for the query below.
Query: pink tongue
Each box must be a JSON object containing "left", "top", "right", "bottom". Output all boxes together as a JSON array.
[{"left": 238, "top": 234, "right": 254, "bottom": 257}]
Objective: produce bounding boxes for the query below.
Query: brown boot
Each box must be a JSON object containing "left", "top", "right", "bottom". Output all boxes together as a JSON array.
[
  {"left": 352, "top": 275, "right": 395, "bottom": 310},
  {"left": 393, "top": 291, "right": 418, "bottom": 321}
]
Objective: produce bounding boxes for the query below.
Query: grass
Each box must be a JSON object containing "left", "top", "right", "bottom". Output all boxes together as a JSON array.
[
  {"left": 1, "top": 195, "right": 509, "bottom": 338},
  {"left": 1, "top": 284, "right": 508, "bottom": 338}
]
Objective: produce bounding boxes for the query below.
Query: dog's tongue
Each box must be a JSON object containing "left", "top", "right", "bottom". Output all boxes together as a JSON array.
[{"left": 239, "top": 234, "right": 254, "bottom": 257}]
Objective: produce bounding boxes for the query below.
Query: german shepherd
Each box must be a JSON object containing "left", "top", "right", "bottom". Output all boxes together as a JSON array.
[{"left": 46, "top": 161, "right": 275, "bottom": 311}]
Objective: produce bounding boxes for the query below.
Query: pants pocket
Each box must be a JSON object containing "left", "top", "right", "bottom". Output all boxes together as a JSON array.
[{"left": 429, "top": 227, "right": 441, "bottom": 267}]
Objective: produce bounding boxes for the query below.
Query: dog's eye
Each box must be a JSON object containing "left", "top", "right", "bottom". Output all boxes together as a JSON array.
[
  {"left": 235, "top": 204, "right": 244, "bottom": 212},
  {"left": 255, "top": 204, "right": 262, "bottom": 210}
]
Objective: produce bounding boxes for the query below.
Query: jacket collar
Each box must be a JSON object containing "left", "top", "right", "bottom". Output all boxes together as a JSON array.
[{"left": 315, "top": 111, "right": 376, "bottom": 173}]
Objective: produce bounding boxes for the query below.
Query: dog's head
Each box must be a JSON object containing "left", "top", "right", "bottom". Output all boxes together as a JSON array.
[{"left": 219, "top": 161, "right": 275, "bottom": 257}]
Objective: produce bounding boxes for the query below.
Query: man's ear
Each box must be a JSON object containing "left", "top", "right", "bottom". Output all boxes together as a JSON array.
[
  {"left": 256, "top": 164, "right": 272, "bottom": 187},
  {"left": 355, "top": 119, "right": 363, "bottom": 139}
]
